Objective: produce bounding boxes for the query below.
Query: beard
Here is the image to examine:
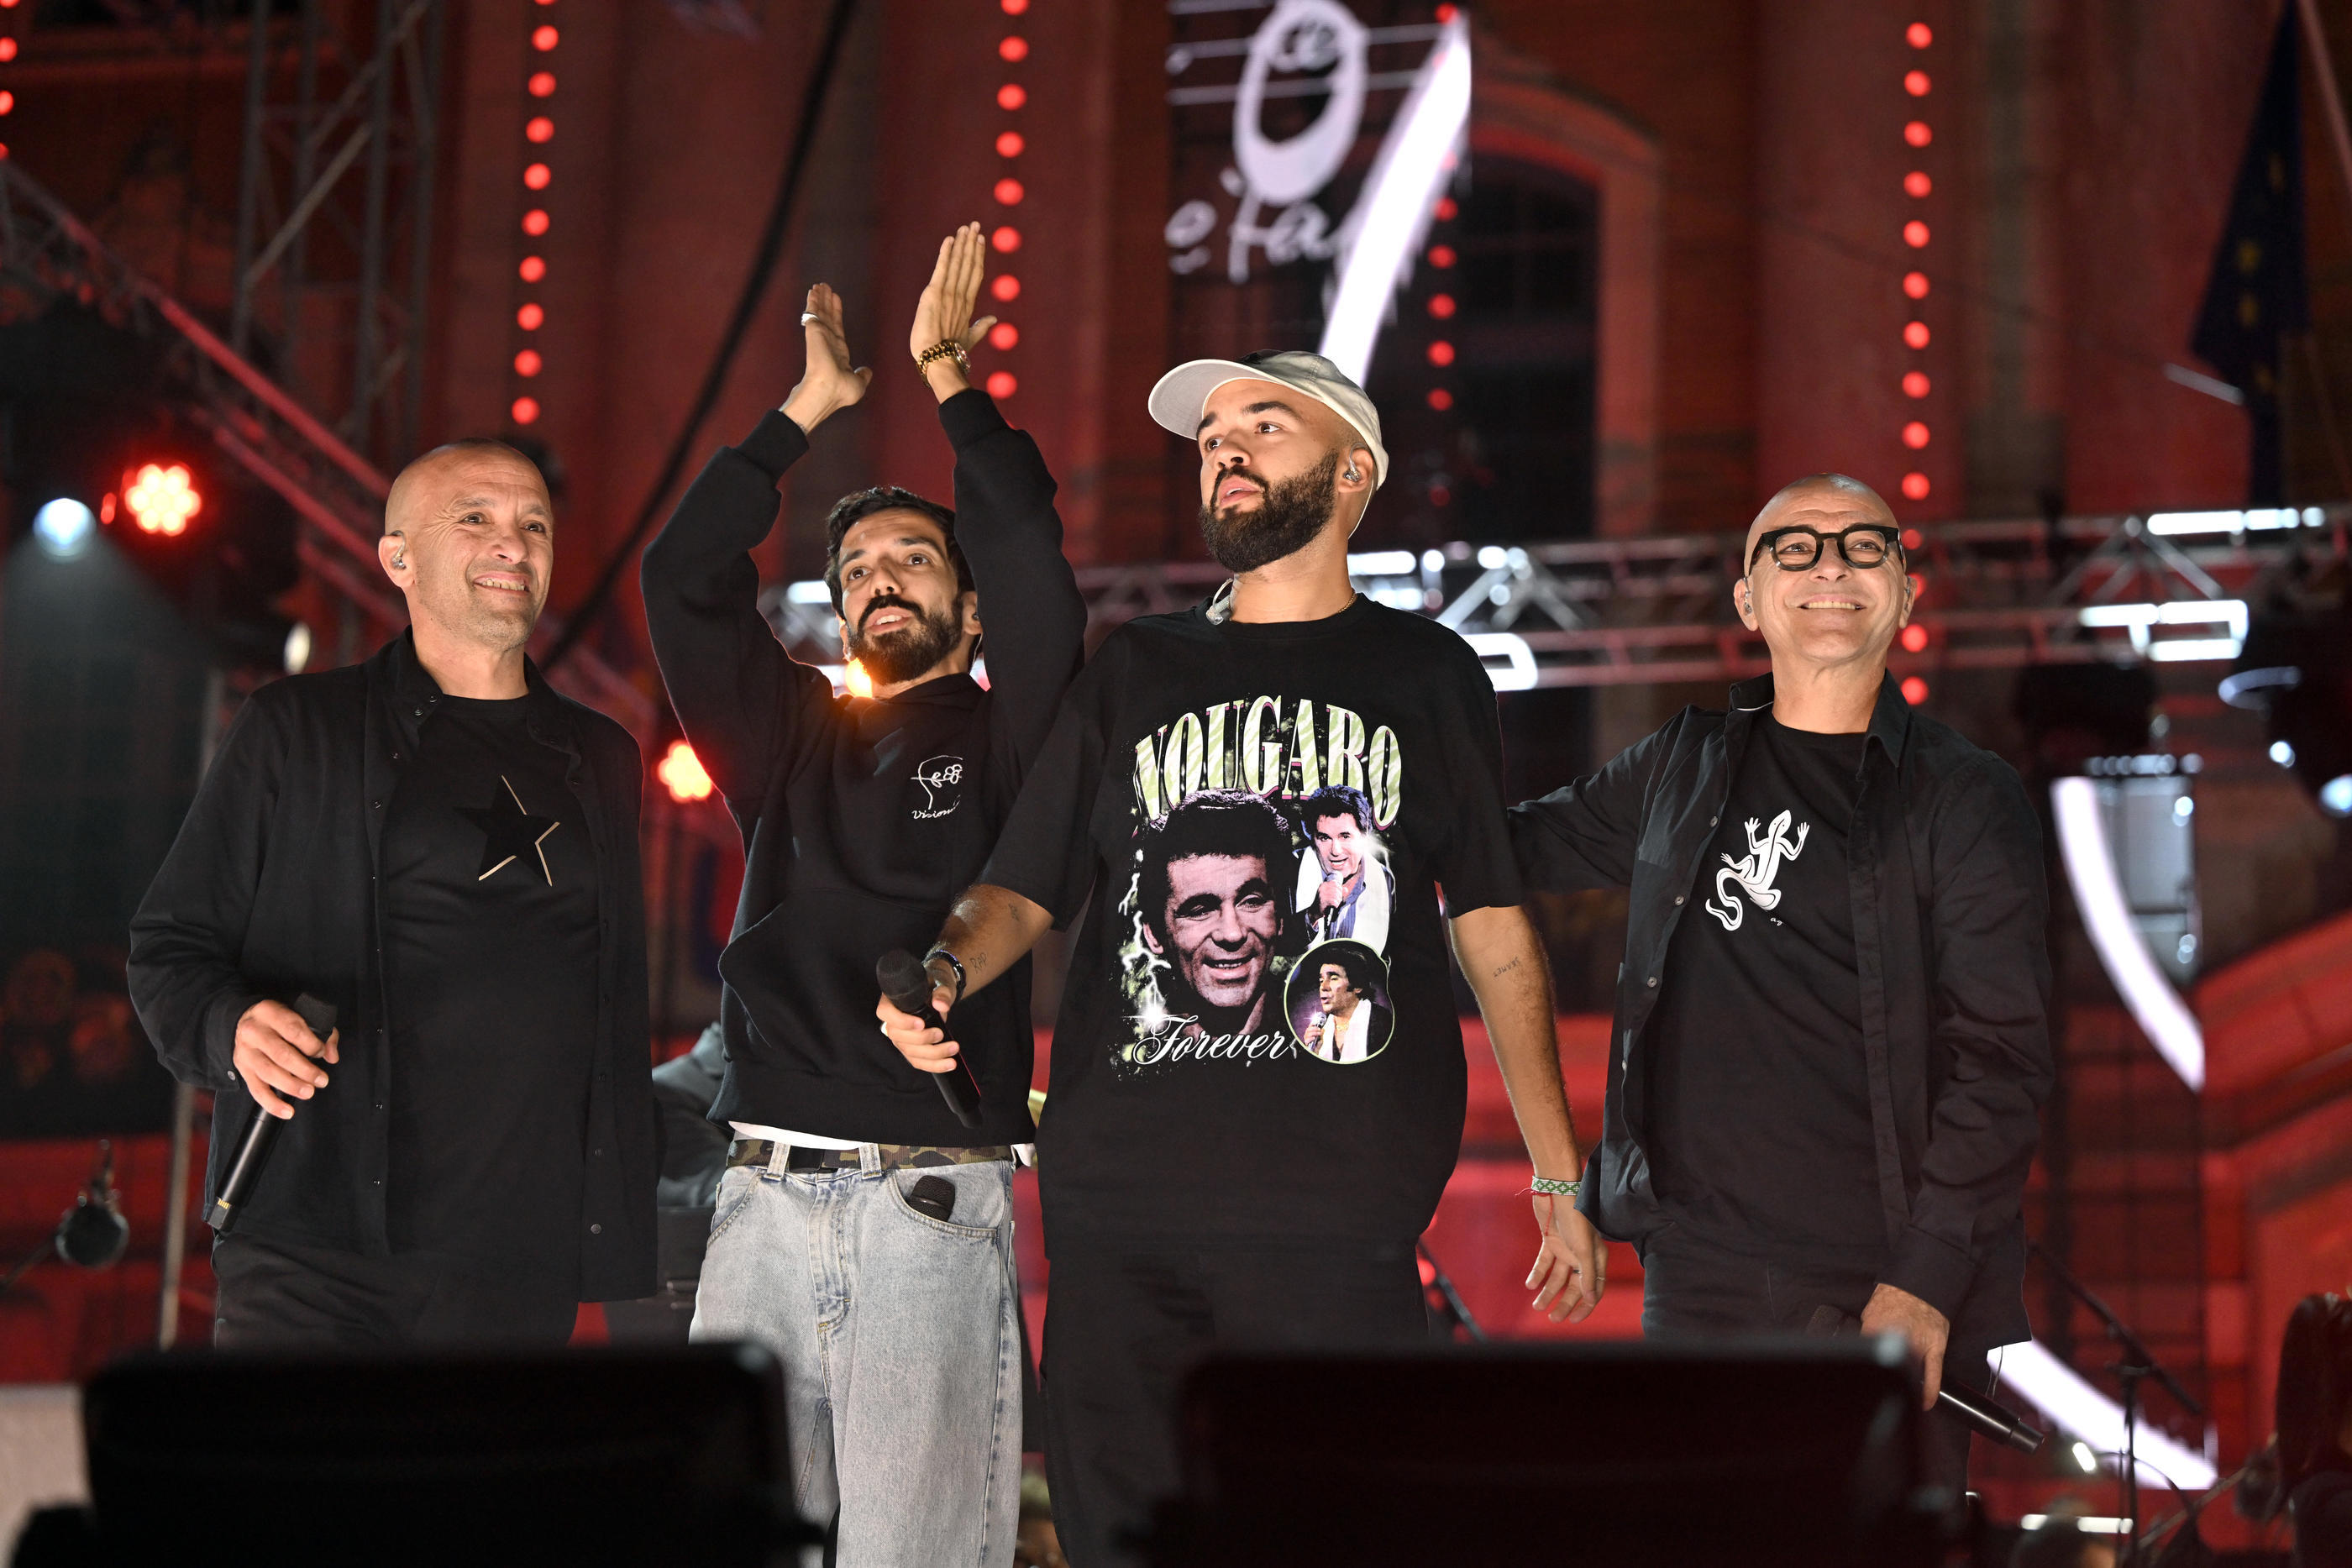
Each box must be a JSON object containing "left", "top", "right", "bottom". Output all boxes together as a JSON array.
[
  {"left": 846, "top": 594, "right": 965, "bottom": 685},
  {"left": 1199, "top": 451, "right": 1340, "bottom": 574}
]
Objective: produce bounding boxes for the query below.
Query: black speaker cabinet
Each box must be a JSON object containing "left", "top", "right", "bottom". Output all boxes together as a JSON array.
[{"left": 1152, "top": 1339, "right": 1944, "bottom": 1568}]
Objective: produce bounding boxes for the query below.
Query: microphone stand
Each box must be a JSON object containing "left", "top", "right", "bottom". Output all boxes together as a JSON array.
[{"left": 2029, "top": 1240, "right": 2204, "bottom": 1564}]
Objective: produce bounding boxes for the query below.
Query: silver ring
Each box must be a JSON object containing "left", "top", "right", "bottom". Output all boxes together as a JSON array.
[{"left": 800, "top": 312, "right": 819, "bottom": 325}]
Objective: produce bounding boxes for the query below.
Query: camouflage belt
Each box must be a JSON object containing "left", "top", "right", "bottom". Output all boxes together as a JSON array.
[{"left": 726, "top": 1139, "right": 1013, "bottom": 1173}]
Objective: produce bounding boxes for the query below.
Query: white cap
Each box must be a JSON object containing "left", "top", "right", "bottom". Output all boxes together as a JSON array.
[{"left": 1147, "top": 350, "right": 1389, "bottom": 490}]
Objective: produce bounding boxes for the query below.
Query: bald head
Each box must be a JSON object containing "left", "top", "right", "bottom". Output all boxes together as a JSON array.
[
  {"left": 385, "top": 438, "right": 544, "bottom": 535},
  {"left": 1744, "top": 473, "right": 1895, "bottom": 563},
  {"left": 378, "top": 437, "right": 555, "bottom": 661}
]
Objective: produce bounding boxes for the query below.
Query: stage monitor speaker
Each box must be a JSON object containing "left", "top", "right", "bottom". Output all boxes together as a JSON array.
[
  {"left": 1152, "top": 1339, "right": 1941, "bottom": 1568},
  {"left": 75, "top": 1343, "right": 814, "bottom": 1566}
]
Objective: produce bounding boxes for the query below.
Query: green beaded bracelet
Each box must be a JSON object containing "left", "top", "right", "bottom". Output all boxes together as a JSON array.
[{"left": 1531, "top": 1176, "right": 1581, "bottom": 1197}]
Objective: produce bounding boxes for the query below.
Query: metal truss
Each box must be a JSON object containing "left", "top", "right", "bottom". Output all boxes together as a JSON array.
[
  {"left": 0, "top": 161, "right": 649, "bottom": 735},
  {"left": 761, "top": 511, "right": 2349, "bottom": 691},
  {"left": 229, "top": 0, "right": 445, "bottom": 468}
]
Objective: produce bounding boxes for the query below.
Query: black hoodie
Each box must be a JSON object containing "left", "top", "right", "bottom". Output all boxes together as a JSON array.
[{"left": 640, "top": 391, "right": 1084, "bottom": 1145}]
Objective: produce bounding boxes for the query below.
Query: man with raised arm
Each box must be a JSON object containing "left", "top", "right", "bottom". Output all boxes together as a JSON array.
[
  {"left": 1509, "top": 474, "right": 2052, "bottom": 1498},
  {"left": 640, "top": 224, "right": 1084, "bottom": 1567},
  {"left": 879, "top": 350, "right": 1605, "bottom": 1568}
]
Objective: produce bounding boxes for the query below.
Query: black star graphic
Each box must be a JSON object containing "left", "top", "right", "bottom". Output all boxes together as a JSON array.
[{"left": 457, "top": 777, "right": 561, "bottom": 884}]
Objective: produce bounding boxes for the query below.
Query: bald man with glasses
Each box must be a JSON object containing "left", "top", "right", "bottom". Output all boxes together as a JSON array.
[{"left": 1508, "top": 473, "right": 2052, "bottom": 1499}]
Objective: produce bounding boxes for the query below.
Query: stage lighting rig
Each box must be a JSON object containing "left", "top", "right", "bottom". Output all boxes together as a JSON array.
[
  {"left": 2223, "top": 599, "right": 2352, "bottom": 815},
  {"left": 121, "top": 459, "right": 202, "bottom": 536}
]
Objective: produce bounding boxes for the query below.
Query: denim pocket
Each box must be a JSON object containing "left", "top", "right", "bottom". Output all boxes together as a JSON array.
[
  {"left": 704, "top": 1165, "right": 761, "bottom": 1245},
  {"left": 885, "top": 1164, "right": 1007, "bottom": 1241}
]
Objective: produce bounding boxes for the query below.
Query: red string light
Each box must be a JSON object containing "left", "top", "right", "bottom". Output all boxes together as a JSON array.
[
  {"left": 986, "top": 4, "right": 1030, "bottom": 399},
  {"left": 990, "top": 275, "right": 1021, "bottom": 302},
  {"left": 1426, "top": 340, "right": 1455, "bottom": 367},
  {"left": 510, "top": 8, "right": 559, "bottom": 433},
  {"left": 995, "top": 131, "right": 1024, "bottom": 157},
  {"left": 999, "top": 35, "right": 1028, "bottom": 61},
  {"left": 994, "top": 177, "right": 1025, "bottom": 206},
  {"left": 1899, "top": 22, "right": 1934, "bottom": 515}
]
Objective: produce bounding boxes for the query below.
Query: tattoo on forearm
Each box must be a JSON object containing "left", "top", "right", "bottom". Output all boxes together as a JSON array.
[{"left": 1489, "top": 956, "right": 1523, "bottom": 979}]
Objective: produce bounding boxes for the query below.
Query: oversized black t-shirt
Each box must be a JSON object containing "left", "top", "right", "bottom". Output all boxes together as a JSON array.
[
  {"left": 980, "top": 595, "right": 1522, "bottom": 1250},
  {"left": 380, "top": 695, "right": 600, "bottom": 1287},
  {"left": 1643, "top": 711, "right": 1883, "bottom": 1257}
]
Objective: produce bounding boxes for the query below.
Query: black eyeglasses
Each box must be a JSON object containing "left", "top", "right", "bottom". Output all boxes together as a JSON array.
[{"left": 1748, "top": 524, "right": 1904, "bottom": 572}]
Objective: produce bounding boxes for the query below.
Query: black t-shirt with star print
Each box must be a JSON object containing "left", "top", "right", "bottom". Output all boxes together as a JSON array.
[
  {"left": 1642, "top": 712, "right": 1884, "bottom": 1260},
  {"left": 380, "top": 693, "right": 600, "bottom": 1288}
]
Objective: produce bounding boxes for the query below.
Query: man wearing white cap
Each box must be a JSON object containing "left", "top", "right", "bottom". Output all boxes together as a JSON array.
[{"left": 879, "top": 350, "right": 1604, "bottom": 1566}]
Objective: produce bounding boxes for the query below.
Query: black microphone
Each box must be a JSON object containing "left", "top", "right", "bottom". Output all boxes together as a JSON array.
[
  {"left": 1804, "top": 1303, "right": 2045, "bottom": 1453},
  {"left": 877, "top": 950, "right": 982, "bottom": 1129},
  {"left": 55, "top": 1140, "right": 129, "bottom": 1270},
  {"left": 208, "top": 994, "right": 336, "bottom": 1235}
]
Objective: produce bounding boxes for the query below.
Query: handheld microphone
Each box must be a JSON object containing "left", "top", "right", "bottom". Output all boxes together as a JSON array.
[
  {"left": 208, "top": 994, "right": 336, "bottom": 1235},
  {"left": 877, "top": 951, "right": 982, "bottom": 1129},
  {"left": 56, "top": 1141, "right": 129, "bottom": 1270},
  {"left": 1803, "top": 1303, "right": 2045, "bottom": 1453}
]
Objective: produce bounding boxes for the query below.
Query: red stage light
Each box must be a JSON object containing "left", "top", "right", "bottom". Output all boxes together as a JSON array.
[
  {"left": 522, "top": 208, "right": 550, "bottom": 236},
  {"left": 517, "top": 302, "right": 545, "bottom": 330},
  {"left": 999, "top": 35, "right": 1028, "bottom": 61},
  {"left": 996, "top": 130, "right": 1025, "bottom": 158},
  {"left": 1907, "top": 22, "right": 1933, "bottom": 48},
  {"left": 1902, "top": 270, "right": 1929, "bottom": 299},
  {"left": 1428, "top": 244, "right": 1456, "bottom": 268},
  {"left": 1900, "top": 472, "right": 1930, "bottom": 501},
  {"left": 989, "top": 322, "right": 1019, "bottom": 350},
  {"left": 0, "top": 38, "right": 16, "bottom": 59},
  {"left": 1903, "top": 170, "right": 1930, "bottom": 198},
  {"left": 990, "top": 225, "right": 1021, "bottom": 253},
  {"left": 512, "top": 396, "right": 541, "bottom": 425},
  {"left": 658, "top": 740, "right": 715, "bottom": 804},
  {"left": 1904, "top": 70, "right": 1930, "bottom": 97},
  {"left": 0, "top": 91, "right": 13, "bottom": 116},
  {"left": 99, "top": 494, "right": 116, "bottom": 526},
  {"left": 515, "top": 349, "right": 543, "bottom": 377},
  {"left": 1903, "top": 320, "right": 1929, "bottom": 349},
  {"left": 528, "top": 71, "right": 555, "bottom": 97},
  {"left": 1436, "top": 3, "right": 1458, "bottom": 19},
  {"left": 1902, "top": 420, "right": 1930, "bottom": 449},
  {"left": 1427, "top": 292, "right": 1456, "bottom": 319},
  {"left": 1902, "top": 528, "right": 1924, "bottom": 549},
  {"left": 1435, "top": 196, "right": 1458, "bottom": 221},
  {"left": 1901, "top": 623, "right": 1930, "bottom": 654},
  {"left": 1428, "top": 484, "right": 1452, "bottom": 506},
  {"left": 532, "top": 24, "right": 558, "bottom": 50},
  {"left": 1901, "top": 675, "right": 1929, "bottom": 705},
  {"left": 997, "top": 83, "right": 1026, "bottom": 111},
  {"left": 1427, "top": 340, "right": 1455, "bottom": 366},
  {"left": 518, "top": 255, "right": 547, "bottom": 282},
  {"left": 0, "top": 145, "right": 11, "bottom": 161},
  {"left": 1001, "top": 0, "right": 1029, "bottom": 11},
  {"left": 986, "top": 370, "right": 1017, "bottom": 399},
  {"left": 124, "top": 463, "right": 201, "bottom": 537},
  {"left": 1427, "top": 387, "right": 1453, "bottom": 411},
  {"left": 523, "top": 162, "right": 551, "bottom": 190},
  {"left": 1902, "top": 370, "right": 1930, "bottom": 398},
  {"left": 526, "top": 116, "right": 554, "bottom": 144},
  {"left": 994, "top": 177, "right": 1024, "bottom": 206},
  {"left": 990, "top": 274, "right": 1020, "bottom": 302},
  {"left": 1903, "top": 120, "right": 1932, "bottom": 148},
  {"left": 1903, "top": 220, "right": 1929, "bottom": 249}
]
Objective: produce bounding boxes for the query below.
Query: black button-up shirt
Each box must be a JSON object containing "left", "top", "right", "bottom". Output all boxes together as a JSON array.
[
  {"left": 1510, "top": 672, "right": 2051, "bottom": 1338},
  {"left": 128, "top": 632, "right": 656, "bottom": 1301}
]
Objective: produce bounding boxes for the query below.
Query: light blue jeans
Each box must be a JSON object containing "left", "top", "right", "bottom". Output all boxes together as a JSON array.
[{"left": 690, "top": 1147, "right": 1021, "bottom": 1568}]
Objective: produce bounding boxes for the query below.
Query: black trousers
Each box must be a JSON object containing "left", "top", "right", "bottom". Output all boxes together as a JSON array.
[
  {"left": 212, "top": 1234, "right": 580, "bottom": 1350},
  {"left": 1041, "top": 1241, "right": 1428, "bottom": 1568},
  {"left": 1637, "top": 1225, "right": 1998, "bottom": 1498}
]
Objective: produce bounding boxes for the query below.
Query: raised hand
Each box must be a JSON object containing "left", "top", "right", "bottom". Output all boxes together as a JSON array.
[
  {"left": 909, "top": 223, "right": 999, "bottom": 402},
  {"left": 780, "top": 282, "right": 871, "bottom": 434}
]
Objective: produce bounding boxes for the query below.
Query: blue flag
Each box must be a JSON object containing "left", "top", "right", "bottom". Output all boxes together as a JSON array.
[{"left": 2192, "top": 5, "right": 2309, "bottom": 504}]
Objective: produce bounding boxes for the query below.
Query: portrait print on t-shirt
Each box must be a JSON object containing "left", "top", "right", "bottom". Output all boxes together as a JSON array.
[
  {"left": 1284, "top": 940, "right": 1394, "bottom": 1064},
  {"left": 1116, "top": 695, "right": 1403, "bottom": 1072}
]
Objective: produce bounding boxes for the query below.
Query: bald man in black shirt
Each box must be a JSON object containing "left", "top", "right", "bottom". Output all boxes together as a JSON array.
[{"left": 130, "top": 438, "right": 655, "bottom": 1345}]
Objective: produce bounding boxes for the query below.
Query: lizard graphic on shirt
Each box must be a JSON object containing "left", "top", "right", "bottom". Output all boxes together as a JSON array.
[{"left": 1704, "top": 810, "right": 1809, "bottom": 931}]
